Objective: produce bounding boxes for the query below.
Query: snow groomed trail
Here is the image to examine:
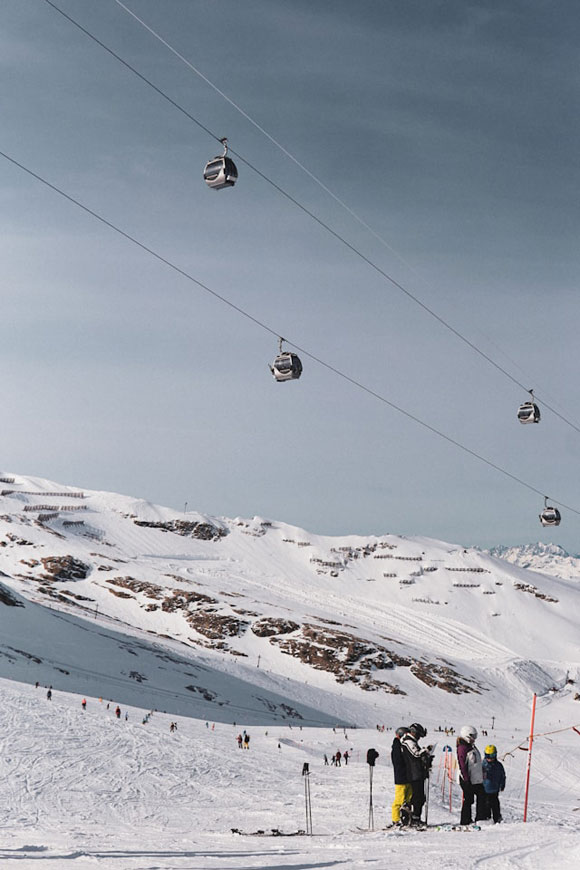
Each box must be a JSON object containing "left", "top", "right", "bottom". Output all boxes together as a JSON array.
[{"left": 0, "top": 678, "right": 579, "bottom": 869}]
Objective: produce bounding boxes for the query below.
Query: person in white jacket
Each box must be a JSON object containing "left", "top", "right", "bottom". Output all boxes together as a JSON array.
[{"left": 456, "top": 724, "right": 486, "bottom": 825}]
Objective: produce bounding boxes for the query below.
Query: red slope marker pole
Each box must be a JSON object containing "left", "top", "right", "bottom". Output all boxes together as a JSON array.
[
  {"left": 523, "top": 693, "right": 537, "bottom": 822},
  {"left": 448, "top": 754, "right": 453, "bottom": 813}
]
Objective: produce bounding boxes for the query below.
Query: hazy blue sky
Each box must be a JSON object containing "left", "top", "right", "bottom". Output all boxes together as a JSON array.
[{"left": 1, "top": 0, "right": 579, "bottom": 549}]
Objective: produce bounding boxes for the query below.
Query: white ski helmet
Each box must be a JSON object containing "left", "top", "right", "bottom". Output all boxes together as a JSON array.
[{"left": 460, "top": 725, "right": 478, "bottom": 742}]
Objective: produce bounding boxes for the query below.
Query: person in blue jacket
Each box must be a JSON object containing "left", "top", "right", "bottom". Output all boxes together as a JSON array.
[{"left": 482, "top": 744, "right": 506, "bottom": 823}]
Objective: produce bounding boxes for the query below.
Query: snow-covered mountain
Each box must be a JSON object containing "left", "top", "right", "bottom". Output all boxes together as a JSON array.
[
  {"left": 488, "top": 542, "right": 580, "bottom": 581},
  {"left": 1, "top": 472, "right": 579, "bottom": 729},
  {"left": 1, "top": 472, "right": 580, "bottom": 868}
]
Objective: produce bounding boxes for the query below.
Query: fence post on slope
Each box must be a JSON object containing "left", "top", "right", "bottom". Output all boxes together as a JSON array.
[
  {"left": 523, "top": 693, "right": 537, "bottom": 822},
  {"left": 448, "top": 753, "right": 453, "bottom": 813},
  {"left": 440, "top": 746, "right": 453, "bottom": 812}
]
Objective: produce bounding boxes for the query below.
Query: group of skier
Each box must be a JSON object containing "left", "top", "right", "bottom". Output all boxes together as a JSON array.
[
  {"left": 324, "top": 750, "right": 349, "bottom": 766},
  {"left": 236, "top": 731, "right": 251, "bottom": 749},
  {"left": 391, "top": 723, "right": 506, "bottom": 828}
]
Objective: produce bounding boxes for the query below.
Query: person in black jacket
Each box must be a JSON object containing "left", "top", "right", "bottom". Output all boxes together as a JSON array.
[
  {"left": 391, "top": 726, "right": 412, "bottom": 825},
  {"left": 401, "top": 723, "right": 433, "bottom": 824}
]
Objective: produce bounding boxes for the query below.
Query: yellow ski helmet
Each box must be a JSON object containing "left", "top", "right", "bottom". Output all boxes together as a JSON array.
[{"left": 485, "top": 744, "right": 497, "bottom": 756}]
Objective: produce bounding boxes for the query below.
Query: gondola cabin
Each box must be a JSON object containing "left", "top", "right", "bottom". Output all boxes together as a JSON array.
[
  {"left": 203, "top": 155, "right": 238, "bottom": 190},
  {"left": 518, "top": 401, "right": 540, "bottom": 424},
  {"left": 270, "top": 351, "right": 303, "bottom": 382},
  {"left": 539, "top": 504, "right": 561, "bottom": 527}
]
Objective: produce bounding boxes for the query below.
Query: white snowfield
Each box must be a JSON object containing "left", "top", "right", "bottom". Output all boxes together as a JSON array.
[
  {"left": 0, "top": 472, "right": 578, "bottom": 868},
  {"left": 0, "top": 678, "right": 579, "bottom": 869}
]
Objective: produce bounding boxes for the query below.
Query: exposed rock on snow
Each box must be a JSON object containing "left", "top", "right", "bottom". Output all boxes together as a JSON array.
[
  {"left": 251, "top": 618, "right": 300, "bottom": 637},
  {"left": 134, "top": 519, "right": 227, "bottom": 540},
  {"left": 0, "top": 583, "right": 24, "bottom": 607}
]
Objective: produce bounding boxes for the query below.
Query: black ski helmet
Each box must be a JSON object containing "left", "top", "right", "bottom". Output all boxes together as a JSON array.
[{"left": 409, "top": 722, "right": 427, "bottom": 739}]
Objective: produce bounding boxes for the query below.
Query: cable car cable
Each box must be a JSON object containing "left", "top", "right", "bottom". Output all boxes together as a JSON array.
[
  {"left": 42, "top": 0, "right": 219, "bottom": 145},
  {"left": 111, "top": 0, "right": 410, "bottom": 263},
  {"left": 42, "top": 0, "right": 580, "bottom": 438},
  {"left": 108, "top": 0, "right": 580, "bottom": 436},
  {"left": 1, "top": 145, "right": 577, "bottom": 519}
]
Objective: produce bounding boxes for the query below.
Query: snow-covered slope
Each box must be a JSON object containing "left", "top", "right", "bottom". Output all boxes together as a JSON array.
[
  {"left": 1, "top": 472, "right": 579, "bottom": 729},
  {"left": 0, "top": 675, "right": 579, "bottom": 869},
  {"left": 488, "top": 543, "right": 580, "bottom": 581},
  {"left": 1, "top": 472, "right": 579, "bottom": 868}
]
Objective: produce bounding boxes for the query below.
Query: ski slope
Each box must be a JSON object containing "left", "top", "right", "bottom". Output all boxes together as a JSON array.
[
  {"left": 0, "top": 472, "right": 578, "bottom": 867},
  {"left": 0, "top": 677, "right": 579, "bottom": 869}
]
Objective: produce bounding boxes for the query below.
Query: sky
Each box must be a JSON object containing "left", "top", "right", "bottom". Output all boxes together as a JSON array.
[{"left": 1, "top": 0, "right": 579, "bottom": 551}]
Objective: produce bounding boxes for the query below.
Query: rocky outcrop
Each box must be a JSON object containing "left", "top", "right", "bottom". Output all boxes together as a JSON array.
[
  {"left": 40, "top": 556, "right": 90, "bottom": 581},
  {"left": 271, "top": 624, "right": 407, "bottom": 694},
  {"left": 410, "top": 661, "right": 482, "bottom": 694},
  {"left": 133, "top": 519, "right": 226, "bottom": 541},
  {"left": 251, "top": 618, "right": 300, "bottom": 637},
  {"left": 269, "top": 623, "right": 481, "bottom": 695},
  {"left": 187, "top": 611, "right": 248, "bottom": 640},
  {"left": 103, "top": 576, "right": 246, "bottom": 644},
  {"left": 0, "top": 584, "right": 24, "bottom": 607}
]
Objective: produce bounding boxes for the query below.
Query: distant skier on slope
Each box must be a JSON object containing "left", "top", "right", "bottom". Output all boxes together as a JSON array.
[
  {"left": 400, "top": 723, "right": 433, "bottom": 825},
  {"left": 456, "top": 725, "right": 486, "bottom": 825}
]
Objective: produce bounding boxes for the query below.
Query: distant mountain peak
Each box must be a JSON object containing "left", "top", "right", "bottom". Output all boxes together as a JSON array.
[
  {"left": 487, "top": 542, "right": 580, "bottom": 580},
  {"left": 490, "top": 542, "right": 571, "bottom": 558}
]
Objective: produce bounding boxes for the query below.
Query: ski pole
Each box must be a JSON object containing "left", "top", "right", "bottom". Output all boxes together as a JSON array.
[
  {"left": 302, "top": 762, "right": 312, "bottom": 835},
  {"left": 425, "top": 770, "right": 430, "bottom": 826},
  {"left": 368, "top": 766, "right": 374, "bottom": 831},
  {"left": 366, "top": 748, "right": 379, "bottom": 831}
]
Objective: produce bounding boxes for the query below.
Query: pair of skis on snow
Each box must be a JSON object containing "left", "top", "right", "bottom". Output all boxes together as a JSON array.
[{"left": 231, "top": 824, "right": 481, "bottom": 837}]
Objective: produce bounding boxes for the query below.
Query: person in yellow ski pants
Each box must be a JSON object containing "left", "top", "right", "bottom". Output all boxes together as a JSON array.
[{"left": 391, "top": 727, "right": 412, "bottom": 824}]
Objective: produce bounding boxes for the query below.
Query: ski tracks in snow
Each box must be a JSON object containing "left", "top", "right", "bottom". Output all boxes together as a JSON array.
[
  {"left": 269, "top": 577, "right": 514, "bottom": 665},
  {"left": 472, "top": 836, "right": 579, "bottom": 868}
]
